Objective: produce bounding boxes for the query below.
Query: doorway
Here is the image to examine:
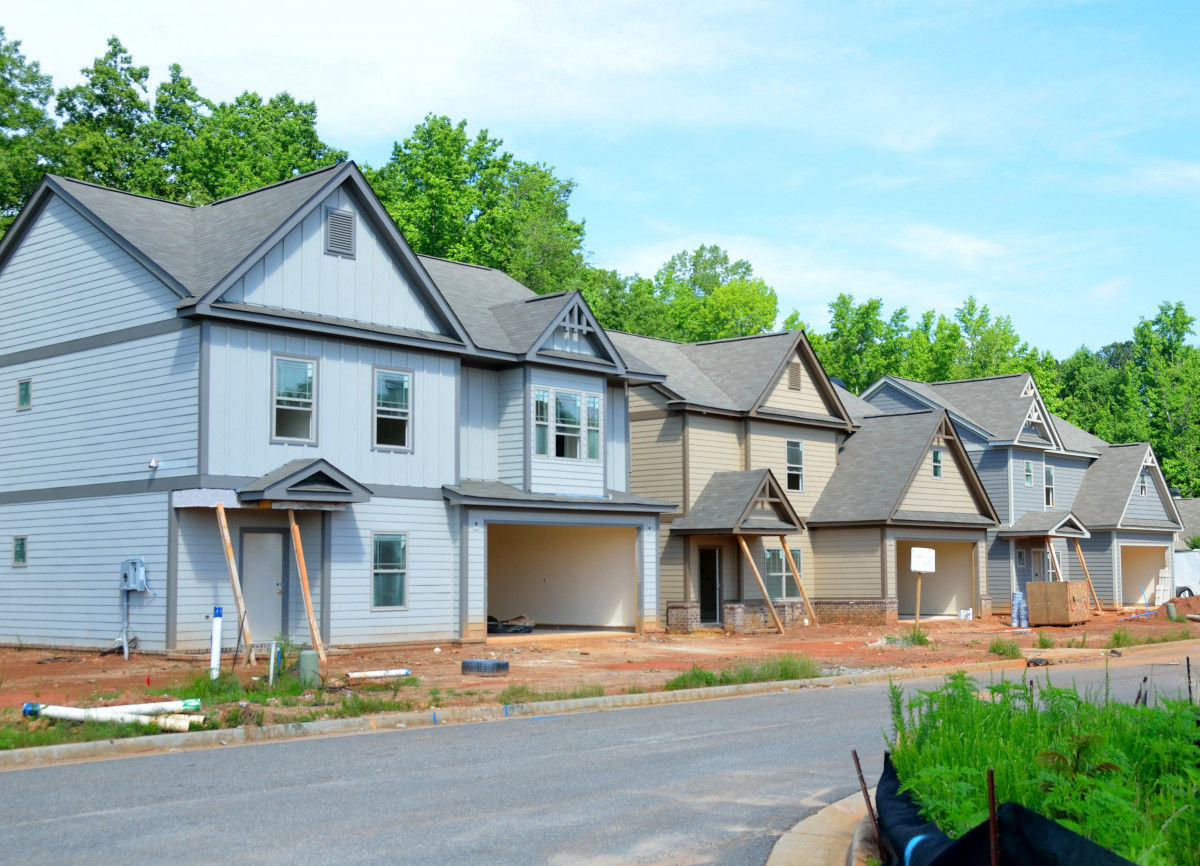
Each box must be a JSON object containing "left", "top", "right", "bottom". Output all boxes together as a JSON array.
[
  {"left": 239, "top": 529, "right": 289, "bottom": 640},
  {"left": 699, "top": 546, "right": 721, "bottom": 623}
]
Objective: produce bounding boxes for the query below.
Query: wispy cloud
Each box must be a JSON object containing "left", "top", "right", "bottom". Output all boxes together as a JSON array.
[
  {"left": 1097, "top": 159, "right": 1200, "bottom": 196},
  {"left": 891, "top": 224, "right": 1006, "bottom": 271},
  {"left": 1089, "top": 277, "right": 1128, "bottom": 300}
]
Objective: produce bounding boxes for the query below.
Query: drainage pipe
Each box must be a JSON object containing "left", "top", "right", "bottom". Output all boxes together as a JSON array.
[
  {"left": 209, "top": 606, "right": 223, "bottom": 680},
  {"left": 98, "top": 699, "right": 201, "bottom": 715},
  {"left": 22, "top": 704, "right": 191, "bottom": 733},
  {"left": 346, "top": 668, "right": 412, "bottom": 680}
]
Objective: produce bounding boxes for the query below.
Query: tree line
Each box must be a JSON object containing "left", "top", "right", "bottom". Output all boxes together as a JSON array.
[{"left": 1, "top": 31, "right": 1197, "bottom": 495}]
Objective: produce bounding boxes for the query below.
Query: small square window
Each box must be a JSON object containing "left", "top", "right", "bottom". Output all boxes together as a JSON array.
[
  {"left": 931, "top": 449, "right": 943, "bottom": 478},
  {"left": 16, "top": 378, "right": 31, "bottom": 411},
  {"left": 372, "top": 533, "right": 406, "bottom": 608},
  {"left": 12, "top": 536, "right": 27, "bottom": 567}
]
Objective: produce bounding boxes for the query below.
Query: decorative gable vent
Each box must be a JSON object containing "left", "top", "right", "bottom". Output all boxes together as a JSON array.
[
  {"left": 787, "top": 362, "right": 804, "bottom": 391},
  {"left": 1021, "top": 378, "right": 1037, "bottom": 397},
  {"left": 324, "top": 208, "right": 355, "bottom": 258},
  {"left": 549, "top": 304, "right": 602, "bottom": 356}
]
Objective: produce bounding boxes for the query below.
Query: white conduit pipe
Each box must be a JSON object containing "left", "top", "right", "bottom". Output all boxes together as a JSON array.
[
  {"left": 346, "top": 668, "right": 412, "bottom": 680},
  {"left": 22, "top": 704, "right": 191, "bottom": 733},
  {"left": 210, "top": 605, "right": 223, "bottom": 680},
  {"left": 96, "top": 699, "right": 202, "bottom": 715}
]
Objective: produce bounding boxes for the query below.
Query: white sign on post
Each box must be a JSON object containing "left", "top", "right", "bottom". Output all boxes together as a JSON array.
[{"left": 910, "top": 546, "right": 936, "bottom": 573}]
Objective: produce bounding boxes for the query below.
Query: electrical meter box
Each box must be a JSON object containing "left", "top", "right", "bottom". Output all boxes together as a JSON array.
[{"left": 120, "top": 558, "right": 147, "bottom": 592}]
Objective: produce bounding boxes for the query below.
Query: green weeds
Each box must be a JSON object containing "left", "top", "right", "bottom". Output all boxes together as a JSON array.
[
  {"left": 987, "top": 638, "right": 1022, "bottom": 659},
  {"left": 1034, "top": 631, "right": 1055, "bottom": 650},
  {"left": 886, "top": 626, "right": 931, "bottom": 647},
  {"left": 664, "top": 654, "right": 822, "bottom": 691},
  {"left": 496, "top": 683, "right": 606, "bottom": 704}
]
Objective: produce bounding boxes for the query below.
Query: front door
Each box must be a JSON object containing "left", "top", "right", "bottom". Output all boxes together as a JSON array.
[
  {"left": 699, "top": 546, "right": 721, "bottom": 623},
  {"left": 240, "top": 530, "right": 288, "bottom": 641},
  {"left": 1030, "top": 545, "right": 1045, "bottom": 582}
]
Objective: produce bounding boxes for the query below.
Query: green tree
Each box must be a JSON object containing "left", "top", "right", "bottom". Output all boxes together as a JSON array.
[
  {"left": 0, "top": 27, "right": 56, "bottom": 229},
  {"left": 691, "top": 276, "right": 778, "bottom": 340}
]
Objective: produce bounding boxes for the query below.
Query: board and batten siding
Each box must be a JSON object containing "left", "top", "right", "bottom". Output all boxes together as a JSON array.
[
  {"left": 495, "top": 367, "right": 525, "bottom": 487},
  {"left": 747, "top": 420, "right": 838, "bottom": 518},
  {"left": 759, "top": 353, "right": 837, "bottom": 416},
  {"left": 204, "top": 323, "right": 457, "bottom": 488},
  {"left": 1, "top": 327, "right": 199, "bottom": 493},
  {"left": 459, "top": 366, "right": 499, "bottom": 481},
  {"left": 863, "top": 382, "right": 928, "bottom": 415},
  {"left": 0, "top": 193, "right": 181, "bottom": 354},
  {"left": 898, "top": 438, "right": 984, "bottom": 515},
  {"left": 686, "top": 414, "right": 742, "bottom": 508},
  {"left": 219, "top": 187, "right": 446, "bottom": 335},
  {"left": 1045, "top": 454, "right": 1087, "bottom": 513},
  {"left": 0, "top": 493, "right": 168, "bottom": 649},
  {"left": 606, "top": 384, "right": 629, "bottom": 493},
  {"left": 529, "top": 368, "right": 607, "bottom": 495},
  {"left": 810, "top": 528, "right": 883, "bottom": 598},
  {"left": 1010, "top": 448, "right": 1045, "bottom": 519}
]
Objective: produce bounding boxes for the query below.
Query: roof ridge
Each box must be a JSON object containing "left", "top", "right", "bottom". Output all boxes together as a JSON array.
[
  {"left": 607, "top": 329, "right": 683, "bottom": 345},
  {"left": 49, "top": 174, "right": 197, "bottom": 209},
  {"left": 416, "top": 253, "right": 499, "bottom": 273},
  {"left": 692, "top": 330, "right": 793, "bottom": 346},
  {"left": 207, "top": 161, "right": 346, "bottom": 207},
  {"left": 927, "top": 372, "right": 1027, "bottom": 386}
]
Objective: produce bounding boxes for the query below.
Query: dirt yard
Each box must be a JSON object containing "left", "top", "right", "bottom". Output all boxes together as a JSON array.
[{"left": 4, "top": 600, "right": 1198, "bottom": 713}]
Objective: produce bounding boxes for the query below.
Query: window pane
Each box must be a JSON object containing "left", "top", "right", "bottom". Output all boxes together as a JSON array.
[
  {"left": 785, "top": 548, "right": 801, "bottom": 597},
  {"left": 586, "top": 395, "right": 600, "bottom": 429},
  {"left": 276, "top": 359, "right": 313, "bottom": 401},
  {"left": 556, "top": 432, "right": 580, "bottom": 459},
  {"left": 17, "top": 380, "right": 31, "bottom": 409},
  {"left": 373, "top": 572, "right": 405, "bottom": 608},
  {"left": 786, "top": 441, "right": 802, "bottom": 465},
  {"left": 275, "top": 407, "right": 312, "bottom": 440},
  {"left": 764, "top": 550, "right": 782, "bottom": 599},
  {"left": 556, "top": 393, "right": 580, "bottom": 427},
  {"left": 787, "top": 471, "right": 801, "bottom": 491},
  {"left": 13, "top": 537, "right": 26, "bottom": 565},
  {"left": 535, "top": 425, "right": 548, "bottom": 455},
  {"left": 376, "top": 417, "right": 408, "bottom": 448},
  {"left": 535, "top": 390, "right": 549, "bottom": 423},
  {"left": 587, "top": 429, "right": 599, "bottom": 459},
  {"left": 373, "top": 534, "right": 406, "bottom": 569},
  {"left": 376, "top": 371, "right": 409, "bottom": 412}
]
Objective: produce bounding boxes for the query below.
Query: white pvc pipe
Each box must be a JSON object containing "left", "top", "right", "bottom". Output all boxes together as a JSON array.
[
  {"left": 209, "top": 605, "right": 223, "bottom": 680},
  {"left": 346, "top": 668, "right": 412, "bottom": 680},
  {"left": 22, "top": 704, "right": 191, "bottom": 733},
  {"left": 99, "top": 699, "right": 201, "bottom": 715}
]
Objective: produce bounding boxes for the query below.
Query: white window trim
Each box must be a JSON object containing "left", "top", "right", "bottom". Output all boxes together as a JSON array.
[
  {"left": 372, "top": 366, "right": 413, "bottom": 453},
  {"left": 1016, "top": 549, "right": 1026, "bottom": 568},
  {"left": 1024, "top": 460, "right": 1033, "bottom": 487},
  {"left": 271, "top": 354, "right": 318, "bottom": 445},
  {"left": 12, "top": 535, "right": 27, "bottom": 567},
  {"left": 765, "top": 548, "right": 803, "bottom": 599},
  {"left": 370, "top": 531, "right": 408, "bottom": 610},
  {"left": 931, "top": 448, "right": 943, "bottom": 479},
  {"left": 530, "top": 386, "right": 603, "bottom": 463},
  {"left": 1044, "top": 465, "right": 1055, "bottom": 508},
  {"left": 786, "top": 440, "right": 804, "bottom": 492},
  {"left": 16, "top": 378, "right": 31, "bottom": 412}
]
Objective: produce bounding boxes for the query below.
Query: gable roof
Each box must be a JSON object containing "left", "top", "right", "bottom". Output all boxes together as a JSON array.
[
  {"left": 1173, "top": 498, "right": 1200, "bottom": 550},
  {"left": 809, "top": 409, "right": 997, "bottom": 526},
  {"left": 832, "top": 382, "right": 882, "bottom": 425},
  {"left": 1072, "top": 443, "right": 1181, "bottom": 530},
  {"left": 237, "top": 458, "right": 373, "bottom": 504},
  {"left": 997, "top": 510, "right": 1090, "bottom": 538},
  {"left": 1048, "top": 412, "right": 1107, "bottom": 455},
  {"left": 670, "top": 468, "right": 805, "bottom": 535}
]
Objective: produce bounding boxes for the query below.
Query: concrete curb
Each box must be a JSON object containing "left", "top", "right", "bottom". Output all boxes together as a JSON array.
[
  {"left": 765, "top": 789, "right": 873, "bottom": 866},
  {"left": 3, "top": 637, "right": 1193, "bottom": 771}
]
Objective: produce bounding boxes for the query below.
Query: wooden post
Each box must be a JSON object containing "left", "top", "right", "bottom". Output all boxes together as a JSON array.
[
  {"left": 738, "top": 535, "right": 784, "bottom": 634},
  {"left": 1072, "top": 537, "right": 1104, "bottom": 612},
  {"left": 778, "top": 536, "right": 818, "bottom": 625},
  {"left": 1046, "top": 538, "right": 1064, "bottom": 581},
  {"left": 914, "top": 573, "right": 923, "bottom": 627},
  {"left": 214, "top": 503, "right": 255, "bottom": 665},
  {"left": 288, "top": 509, "right": 327, "bottom": 664}
]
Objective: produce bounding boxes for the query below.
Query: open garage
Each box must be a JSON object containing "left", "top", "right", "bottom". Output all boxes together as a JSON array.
[
  {"left": 1120, "top": 544, "right": 1169, "bottom": 608},
  {"left": 896, "top": 540, "right": 975, "bottom": 618},
  {"left": 487, "top": 524, "right": 638, "bottom": 629}
]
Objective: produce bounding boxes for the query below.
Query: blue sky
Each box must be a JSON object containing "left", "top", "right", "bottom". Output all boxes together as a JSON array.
[{"left": 7, "top": 1, "right": 1199, "bottom": 357}]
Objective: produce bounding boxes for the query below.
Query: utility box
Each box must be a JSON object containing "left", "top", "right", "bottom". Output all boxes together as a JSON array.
[
  {"left": 120, "top": 558, "right": 147, "bottom": 592},
  {"left": 1026, "top": 580, "right": 1089, "bottom": 626}
]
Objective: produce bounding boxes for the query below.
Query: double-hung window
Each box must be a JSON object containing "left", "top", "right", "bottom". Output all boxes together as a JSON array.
[
  {"left": 931, "top": 449, "right": 943, "bottom": 478},
  {"left": 371, "top": 533, "right": 406, "bottom": 608},
  {"left": 273, "top": 356, "right": 316, "bottom": 442},
  {"left": 16, "top": 378, "right": 31, "bottom": 411},
  {"left": 374, "top": 369, "right": 411, "bottom": 450},
  {"left": 1138, "top": 470, "right": 1148, "bottom": 497},
  {"left": 1044, "top": 465, "right": 1055, "bottom": 507},
  {"left": 1024, "top": 461, "right": 1033, "bottom": 487},
  {"left": 12, "top": 536, "right": 27, "bottom": 567},
  {"left": 533, "top": 388, "right": 602, "bottom": 461},
  {"left": 786, "top": 440, "right": 804, "bottom": 491},
  {"left": 764, "top": 548, "right": 802, "bottom": 599}
]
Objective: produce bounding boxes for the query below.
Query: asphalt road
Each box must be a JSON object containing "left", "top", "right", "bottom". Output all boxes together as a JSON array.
[{"left": 0, "top": 648, "right": 1193, "bottom": 865}]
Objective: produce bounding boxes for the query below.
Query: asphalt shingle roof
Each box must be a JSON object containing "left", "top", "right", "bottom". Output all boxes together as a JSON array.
[
  {"left": 442, "top": 480, "right": 673, "bottom": 511},
  {"left": 832, "top": 382, "right": 881, "bottom": 425},
  {"left": 1174, "top": 498, "right": 1200, "bottom": 550},
  {"left": 670, "top": 468, "right": 802, "bottom": 534}
]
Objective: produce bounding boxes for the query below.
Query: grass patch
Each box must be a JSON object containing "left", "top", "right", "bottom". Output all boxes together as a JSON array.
[
  {"left": 888, "top": 673, "right": 1200, "bottom": 865},
  {"left": 0, "top": 712, "right": 160, "bottom": 750},
  {"left": 1106, "top": 628, "right": 1136, "bottom": 649},
  {"left": 1065, "top": 632, "right": 1088, "bottom": 649},
  {"left": 987, "top": 638, "right": 1022, "bottom": 659},
  {"left": 1034, "top": 631, "right": 1055, "bottom": 650},
  {"left": 886, "top": 626, "right": 931, "bottom": 647},
  {"left": 172, "top": 671, "right": 310, "bottom": 705},
  {"left": 664, "top": 654, "right": 821, "bottom": 691},
  {"left": 1107, "top": 625, "right": 1195, "bottom": 649},
  {"left": 497, "top": 683, "right": 606, "bottom": 704}
]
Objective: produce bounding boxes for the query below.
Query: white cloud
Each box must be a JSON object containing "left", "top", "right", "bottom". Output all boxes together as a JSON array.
[
  {"left": 891, "top": 224, "right": 1006, "bottom": 271},
  {"left": 1089, "top": 277, "right": 1128, "bottom": 300}
]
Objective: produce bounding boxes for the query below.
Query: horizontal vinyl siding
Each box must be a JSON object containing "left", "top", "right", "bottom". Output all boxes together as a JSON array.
[
  {"left": 221, "top": 187, "right": 445, "bottom": 335},
  {"left": 971, "top": 448, "right": 1011, "bottom": 525},
  {"left": 1, "top": 328, "right": 199, "bottom": 492},
  {"left": 863, "top": 383, "right": 928, "bottom": 415},
  {"left": 529, "top": 368, "right": 606, "bottom": 496},
  {"left": 899, "top": 438, "right": 984, "bottom": 514},
  {"left": 686, "top": 414, "right": 742, "bottom": 508},
  {"left": 1123, "top": 480, "right": 1173, "bottom": 522},
  {"left": 0, "top": 494, "right": 168, "bottom": 649},
  {"left": 496, "top": 367, "right": 524, "bottom": 486},
  {"left": 760, "top": 354, "right": 834, "bottom": 415},
  {"left": 629, "top": 385, "right": 670, "bottom": 413},
  {"left": 1077, "top": 533, "right": 1115, "bottom": 606},
  {"left": 1011, "top": 448, "right": 1045, "bottom": 518},
  {"left": 459, "top": 366, "right": 499, "bottom": 481},
  {"left": 986, "top": 531, "right": 1013, "bottom": 604},
  {"left": 0, "top": 194, "right": 180, "bottom": 354},
  {"left": 748, "top": 421, "right": 837, "bottom": 518},
  {"left": 205, "top": 323, "right": 457, "bottom": 487},
  {"left": 657, "top": 528, "right": 685, "bottom": 618},
  {"left": 630, "top": 414, "right": 683, "bottom": 508},
  {"left": 1045, "top": 454, "right": 1087, "bottom": 513},
  {"left": 811, "top": 527, "right": 882, "bottom": 598}
]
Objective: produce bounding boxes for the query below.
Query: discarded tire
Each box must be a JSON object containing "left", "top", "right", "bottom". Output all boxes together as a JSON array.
[{"left": 462, "top": 658, "right": 509, "bottom": 676}]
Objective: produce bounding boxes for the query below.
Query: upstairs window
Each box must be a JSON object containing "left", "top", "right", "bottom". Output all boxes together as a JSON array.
[
  {"left": 273, "top": 356, "right": 316, "bottom": 443},
  {"left": 12, "top": 536, "right": 27, "bottom": 567},
  {"left": 534, "top": 390, "right": 550, "bottom": 456},
  {"left": 1138, "top": 470, "right": 1149, "bottom": 497},
  {"left": 1044, "top": 465, "right": 1055, "bottom": 507},
  {"left": 374, "top": 369, "right": 411, "bottom": 450},
  {"left": 764, "top": 548, "right": 802, "bottom": 599},
  {"left": 786, "top": 440, "right": 804, "bottom": 491},
  {"left": 324, "top": 208, "right": 355, "bottom": 258},
  {"left": 371, "top": 533, "right": 406, "bottom": 608},
  {"left": 533, "top": 387, "right": 601, "bottom": 461},
  {"left": 586, "top": 395, "right": 601, "bottom": 459},
  {"left": 555, "top": 392, "right": 581, "bottom": 458},
  {"left": 1024, "top": 460, "right": 1033, "bottom": 487},
  {"left": 16, "top": 378, "right": 31, "bottom": 411},
  {"left": 931, "top": 449, "right": 943, "bottom": 478}
]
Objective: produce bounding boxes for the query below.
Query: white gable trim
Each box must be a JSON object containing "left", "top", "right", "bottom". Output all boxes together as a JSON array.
[{"left": 528, "top": 293, "right": 626, "bottom": 374}]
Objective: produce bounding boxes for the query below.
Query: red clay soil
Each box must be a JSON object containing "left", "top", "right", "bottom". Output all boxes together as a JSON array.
[{"left": 2, "top": 603, "right": 1197, "bottom": 711}]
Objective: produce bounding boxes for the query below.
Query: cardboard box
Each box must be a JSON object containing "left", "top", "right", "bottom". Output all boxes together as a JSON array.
[{"left": 1026, "top": 580, "right": 1090, "bottom": 626}]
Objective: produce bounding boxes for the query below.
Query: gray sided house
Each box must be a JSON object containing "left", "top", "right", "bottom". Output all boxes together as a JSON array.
[
  {"left": 611, "top": 330, "right": 997, "bottom": 625},
  {"left": 860, "top": 373, "right": 1182, "bottom": 609},
  {"left": 0, "top": 163, "right": 670, "bottom": 652}
]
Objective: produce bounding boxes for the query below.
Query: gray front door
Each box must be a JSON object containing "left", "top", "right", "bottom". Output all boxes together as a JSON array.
[
  {"left": 240, "top": 530, "right": 288, "bottom": 641},
  {"left": 699, "top": 547, "right": 721, "bottom": 623}
]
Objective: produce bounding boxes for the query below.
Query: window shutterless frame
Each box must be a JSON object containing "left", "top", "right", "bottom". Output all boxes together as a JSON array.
[
  {"left": 370, "top": 532, "right": 408, "bottom": 610},
  {"left": 12, "top": 536, "right": 28, "bottom": 566},
  {"left": 931, "top": 449, "right": 943, "bottom": 478},
  {"left": 16, "top": 378, "right": 31, "bottom": 411},
  {"left": 271, "top": 354, "right": 318, "bottom": 445},
  {"left": 786, "top": 440, "right": 804, "bottom": 492},
  {"left": 532, "top": 386, "right": 602, "bottom": 462},
  {"left": 1024, "top": 460, "right": 1033, "bottom": 487},
  {"left": 372, "top": 366, "right": 413, "bottom": 452},
  {"left": 764, "top": 548, "right": 801, "bottom": 599},
  {"left": 1044, "top": 464, "right": 1055, "bottom": 507}
]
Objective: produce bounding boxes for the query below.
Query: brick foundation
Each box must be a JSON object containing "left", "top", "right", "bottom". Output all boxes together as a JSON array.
[
  {"left": 666, "top": 602, "right": 700, "bottom": 633},
  {"left": 810, "top": 598, "right": 899, "bottom": 625},
  {"left": 721, "top": 603, "right": 746, "bottom": 633}
]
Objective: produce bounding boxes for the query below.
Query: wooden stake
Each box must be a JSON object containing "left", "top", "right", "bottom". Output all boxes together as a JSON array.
[
  {"left": 288, "top": 509, "right": 326, "bottom": 664},
  {"left": 1071, "top": 537, "right": 1103, "bottom": 612},
  {"left": 738, "top": 535, "right": 784, "bottom": 634},
  {"left": 851, "top": 749, "right": 882, "bottom": 856},
  {"left": 214, "top": 503, "right": 255, "bottom": 665},
  {"left": 914, "top": 573, "right": 922, "bottom": 627},
  {"left": 779, "top": 536, "right": 818, "bottom": 625}
]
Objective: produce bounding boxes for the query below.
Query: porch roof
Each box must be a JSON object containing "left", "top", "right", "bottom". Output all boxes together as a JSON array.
[
  {"left": 996, "top": 510, "right": 1090, "bottom": 538},
  {"left": 442, "top": 480, "right": 674, "bottom": 513},
  {"left": 670, "top": 468, "right": 804, "bottom": 535},
  {"left": 237, "top": 458, "right": 373, "bottom": 504}
]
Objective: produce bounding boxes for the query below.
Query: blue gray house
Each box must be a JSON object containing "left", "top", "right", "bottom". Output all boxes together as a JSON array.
[
  {"left": 860, "top": 373, "right": 1182, "bottom": 610},
  {"left": 0, "top": 163, "right": 670, "bottom": 652}
]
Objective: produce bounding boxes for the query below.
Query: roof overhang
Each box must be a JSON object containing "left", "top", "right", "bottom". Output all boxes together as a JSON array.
[
  {"left": 670, "top": 469, "right": 805, "bottom": 535},
  {"left": 997, "top": 512, "right": 1090, "bottom": 539},
  {"left": 238, "top": 458, "right": 373, "bottom": 505}
]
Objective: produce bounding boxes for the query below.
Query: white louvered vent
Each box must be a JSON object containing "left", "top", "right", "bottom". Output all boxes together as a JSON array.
[
  {"left": 787, "top": 362, "right": 804, "bottom": 391},
  {"left": 325, "top": 209, "right": 355, "bottom": 258}
]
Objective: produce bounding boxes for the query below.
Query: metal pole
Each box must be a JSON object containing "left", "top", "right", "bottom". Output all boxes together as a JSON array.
[
  {"left": 851, "top": 749, "right": 882, "bottom": 856},
  {"left": 987, "top": 768, "right": 999, "bottom": 866}
]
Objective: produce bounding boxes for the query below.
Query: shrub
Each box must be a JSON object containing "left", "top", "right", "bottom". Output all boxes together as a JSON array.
[
  {"left": 988, "top": 638, "right": 1022, "bottom": 659},
  {"left": 1034, "top": 631, "right": 1055, "bottom": 649}
]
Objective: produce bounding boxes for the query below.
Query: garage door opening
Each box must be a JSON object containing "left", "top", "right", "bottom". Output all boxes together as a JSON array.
[
  {"left": 896, "top": 541, "right": 974, "bottom": 618},
  {"left": 1120, "top": 545, "right": 1167, "bottom": 609},
  {"left": 487, "top": 524, "right": 637, "bottom": 631}
]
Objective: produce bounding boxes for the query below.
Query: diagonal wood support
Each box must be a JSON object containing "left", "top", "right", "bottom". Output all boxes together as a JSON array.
[
  {"left": 288, "top": 509, "right": 327, "bottom": 664},
  {"left": 779, "top": 536, "right": 818, "bottom": 625},
  {"left": 738, "top": 535, "right": 784, "bottom": 634},
  {"left": 214, "top": 503, "right": 255, "bottom": 665},
  {"left": 1072, "top": 537, "right": 1103, "bottom": 612}
]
